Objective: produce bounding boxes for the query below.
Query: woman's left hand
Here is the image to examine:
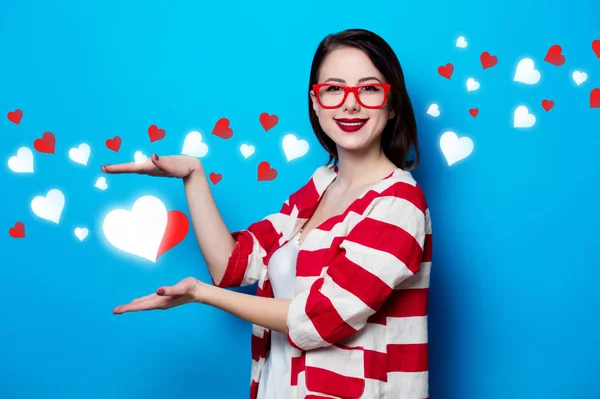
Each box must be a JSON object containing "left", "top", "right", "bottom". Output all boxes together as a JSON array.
[{"left": 113, "top": 277, "right": 207, "bottom": 315}]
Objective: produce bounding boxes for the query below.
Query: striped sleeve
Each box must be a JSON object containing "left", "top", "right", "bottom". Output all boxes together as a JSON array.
[{"left": 286, "top": 183, "right": 428, "bottom": 350}]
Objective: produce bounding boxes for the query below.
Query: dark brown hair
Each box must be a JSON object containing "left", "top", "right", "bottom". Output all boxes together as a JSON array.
[{"left": 308, "top": 28, "right": 420, "bottom": 171}]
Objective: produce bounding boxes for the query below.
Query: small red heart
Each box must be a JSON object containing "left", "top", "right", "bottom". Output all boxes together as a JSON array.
[
  {"left": 257, "top": 161, "right": 277, "bottom": 181},
  {"left": 148, "top": 124, "right": 166, "bottom": 142},
  {"left": 105, "top": 136, "right": 122, "bottom": 152},
  {"left": 542, "top": 99, "right": 555, "bottom": 112},
  {"left": 212, "top": 117, "right": 233, "bottom": 139},
  {"left": 209, "top": 172, "right": 222, "bottom": 185},
  {"left": 480, "top": 52, "right": 498, "bottom": 69},
  {"left": 259, "top": 112, "right": 279, "bottom": 132},
  {"left": 593, "top": 40, "right": 600, "bottom": 59},
  {"left": 34, "top": 132, "right": 55, "bottom": 154},
  {"left": 438, "top": 63, "right": 454, "bottom": 79},
  {"left": 469, "top": 108, "right": 479, "bottom": 118},
  {"left": 9, "top": 222, "right": 25, "bottom": 238},
  {"left": 7, "top": 109, "right": 23, "bottom": 125},
  {"left": 591, "top": 88, "right": 600, "bottom": 108},
  {"left": 156, "top": 210, "right": 189, "bottom": 260},
  {"left": 544, "top": 45, "right": 566, "bottom": 66}
]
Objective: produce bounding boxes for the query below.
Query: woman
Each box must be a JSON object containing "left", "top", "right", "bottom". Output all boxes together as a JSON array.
[{"left": 105, "top": 28, "right": 433, "bottom": 399}]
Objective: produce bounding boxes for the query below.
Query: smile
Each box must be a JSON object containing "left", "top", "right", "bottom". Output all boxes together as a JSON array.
[{"left": 335, "top": 118, "right": 369, "bottom": 132}]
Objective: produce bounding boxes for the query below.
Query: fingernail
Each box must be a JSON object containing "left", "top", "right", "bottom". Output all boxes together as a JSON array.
[{"left": 154, "top": 154, "right": 159, "bottom": 161}]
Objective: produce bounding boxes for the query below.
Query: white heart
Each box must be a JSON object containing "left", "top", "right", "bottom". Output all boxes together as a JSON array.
[
  {"left": 134, "top": 151, "right": 148, "bottom": 164},
  {"left": 31, "top": 189, "right": 65, "bottom": 224},
  {"left": 466, "top": 78, "right": 480, "bottom": 92},
  {"left": 8, "top": 147, "right": 34, "bottom": 173},
  {"left": 181, "top": 131, "right": 209, "bottom": 158},
  {"left": 94, "top": 177, "right": 108, "bottom": 190},
  {"left": 513, "top": 105, "right": 536, "bottom": 128},
  {"left": 69, "top": 143, "right": 91, "bottom": 166},
  {"left": 427, "top": 104, "right": 440, "bottom": 117},
  {"left": 74, "top": 227, "right": 89, "bottom": 241},
  {"left": 240, "top": 144, "right": 255, "bottom": 159},
  {"left": 456, "top": 36, "right": 468, "bottom": 48},
  {"left": 513, "top": 58, "right": 541, "bottom": 85},
  {"left": 440, "top": 131, "right": 474, "bottom": 166},
  {"left": 102, "top": 195, "right": 168, "bottom": 263},
  {"left": 282, "top": 134, "right": 309, "bottom": 162},
  {"left": 572, "top": 71, "right": 587, "bottom": 86}
]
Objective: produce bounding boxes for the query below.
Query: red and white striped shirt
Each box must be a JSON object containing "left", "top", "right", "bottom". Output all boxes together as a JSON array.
[{"left": 213, "top": 164, "right": 433, "bottom": 399}]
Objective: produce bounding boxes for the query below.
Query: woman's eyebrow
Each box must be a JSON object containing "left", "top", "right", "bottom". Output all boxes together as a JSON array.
[{"left": 323, "top": 76, "right": 383, "bottom": 84}]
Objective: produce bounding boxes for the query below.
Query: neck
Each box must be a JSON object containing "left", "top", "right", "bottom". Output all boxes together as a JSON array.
[{"left": 333, "top": 145, "right": 395, "bottom": 191}]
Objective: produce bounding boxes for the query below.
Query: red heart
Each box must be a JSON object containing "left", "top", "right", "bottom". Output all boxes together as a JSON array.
[
  {"left": 469, "top": 108, "right": 479, "bottom": 118},
  {"left": 34, "top": 132, "right": 55, "bottom": 154},
  {"left": 212, "top": 117, "right": 233, "bottom": 139},
  {"left": 591, "top": 88, "right": 600, "bottom": 108},
  {"left": 148, "top": 124, "right": 166, "bottom": 142},
  {"left": 156, "top": 210, "right": 189, "bottom": 260},
  {"left": 437, "top": 63, "right": 454, "bottom": 79},
  {"left": 7, "top": 109, "right": 23, "bottom": 125},
  {"left": 542, "top": 99, "right": 555, "bottom": 112},
  {"left": 209, "top": 172, "right": 222, "bottom": 185},
  {"left": 9, "top": 222, "right": 25, "bottom": 238},
  {"left": 593, "top": 40, "right": 600, "bottom": 59},
  {"left": 259, "top": 112, "right": 279, "bottom": 132},
  {"left": 480, "top": 52, "right": 498, "bottom": 69},
  {"left": 257, "top": 161, "right": 277, "bottom": 181},
  {"left": 105, "top": 136, "right": 122, "bottom": 152},
  {"left": 544, "top": 45, "right": 566, "bottom": 66}
]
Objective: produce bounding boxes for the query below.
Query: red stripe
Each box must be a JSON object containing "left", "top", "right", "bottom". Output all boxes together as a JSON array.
[
  {"left": 290, "top": 353, "right": 306, "bottom": 386},
  {"left": 305, "top": 278, "right": 357, "bottom": 345},
  {"left": 251, "top": 332, "right": 269, "bottom": 361},
  {"left": 305, "top": 366, "right": 365, "bottom": 398},
  {"left": 387, "top": 343, "right": 428, "bottom": 372},
  {"left": 423, "top": 233, "right": 432, "bottom": 262},
  {"left": 250, "top": 380, "right": 259, "bottom": 399},
  {"left": 364, "top": 349, "right": 387, "bottom": 381},
  {"left": 217, "top": 230, "right": 253, "bottom": 287}
]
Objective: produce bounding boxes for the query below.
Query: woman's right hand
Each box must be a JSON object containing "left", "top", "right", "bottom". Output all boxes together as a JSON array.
[{"left": 101, "top": 154, "right": 202, "bottom": 178}]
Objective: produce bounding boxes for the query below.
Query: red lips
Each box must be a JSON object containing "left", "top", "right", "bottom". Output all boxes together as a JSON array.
[{"left": 335, "top": 118, "right": 368, "bottom": 133}]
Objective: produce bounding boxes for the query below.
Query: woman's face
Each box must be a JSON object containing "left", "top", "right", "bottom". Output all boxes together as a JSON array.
[{"left": 310, "top": 46, "right": 394, "bottom": 155}]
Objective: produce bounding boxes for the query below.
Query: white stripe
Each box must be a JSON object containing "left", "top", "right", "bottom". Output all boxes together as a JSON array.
[
  {"left": 336, "top": 322, "right": 387, "bottom": 352},
  {"left": 385, "top": 371, "right": 429, "bottom": 398},
  {"left": 386, "top": 316, "right": 429, "bottom": 345},
  {"left": 318, "top": 277, "right": 376, "bottom": 330},
  {"left": 305, "top": 345, "right": 364, "bottom": 379},
  {"left": 342, "top": 240, "right": 415, "bottom": 289},
  {"left": 250, "top": 357, "right": 265, "bottom": 383},
  {"left": 397, "top": 262, "right": 431, "bottom": 289},
  {"left": 287, "top": 291, "right": 326, "bottom": 349}
]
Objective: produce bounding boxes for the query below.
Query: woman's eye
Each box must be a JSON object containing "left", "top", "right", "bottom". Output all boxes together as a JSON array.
[
  {"left": 362, "top": 85, "right": 381, "bottom": 92},
  {"left": 326, "top": 86, "right": 343, "bottom": 92}
]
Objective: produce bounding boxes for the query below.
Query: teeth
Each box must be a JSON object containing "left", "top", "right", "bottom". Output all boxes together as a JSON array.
[{"left": 338, "top": 121, "right": 366, "bottom": 126}]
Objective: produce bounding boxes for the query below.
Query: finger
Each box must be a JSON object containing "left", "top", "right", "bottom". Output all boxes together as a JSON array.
[
  {"left": 131, "top": 293, "right": 158, "bottom": 303},
  {"left": 113, "top": 296, "right": 168, "bottom": 314},
  {"left": 150, "top": 154, "right": 181, "bottom": 177},
  {"left": 156, "top": 284, "right": 187, "bottom": 296},
  {"left": 102, "top": 161, "right": 152, "bottom": 174}
]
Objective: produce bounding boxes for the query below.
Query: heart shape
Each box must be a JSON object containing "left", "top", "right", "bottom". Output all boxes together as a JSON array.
[
  {"left": 8, "top": 147, "right": 34, "bottom": 173},
  {"left": 469, "top": 108, "right": 479, "bottom": 118},
  {"left": 95, "top": 177, "right": 108, "bottom": 190},
  {"left": 7, "top": 109, "right": 23, "bottom": 125},
  {"left": 181, "top": 131, "right": 208, "bottom": 158},
  {"left": 69, "top": 143, "right": 91, "bottom": 166},
  {"left": 513, "top": 58, "right": 540, "bottom": 85},
  {"left": 31, "top": 189, "right": 65, "bottom": 224},
  {"left": 259, "top": 112, "right": 279, "bottom": 132},
  {"left": 542, "top": 99, "right": 555, "bottom": 112},
  {"left": 9, "top": 222, "right": 25, "bottom": 238},
  {"left": 480, "top": 51, "right": 498, "bottom": 69},
  {"left": 593, "top": 40, "right": 600, "bottom": 59},
  {"left": 34, "top": 132, "right": 55, "bottom": 154},
  {"left": 134, "top": 151, "right": 147, "bottom": 164},
  {"left": 544, "top": 45, "right": 566, "bottom": 66},
  {"left": 258, "top": 161, "right": 277, "bottom": 181},
  {"left": 456, "top": 36, "right": 467, "bottom": 48},
  {"left": 212, "top": 117, "right": 233, "bottom": 139},
  {"left": 148, "top": 125, "right": 166, "bottom": 143},
  {"left": 209, "top": 172, "right": 222, "bottom": 185},
  {"left": 105, "top": 136, "right": 122, "bottom": 152},
  {"left": 466, "top": 78, "right": 480, "bottom": 92},
  {"left": 74, "top": 227, "right": 89, "bottom": 241},
  {"left": 438, "top": 63, "right": 454, "bottom": 79},
  {"left": 282, "top": 133, "right": 309, "bottom": 162},
  {"left": 440, "top": 131, "right": 473, "bottom": 166},
  {"left": 591, "top": 88, "right": 600, "bottom": 108},
  {"left": 427, "top": 104, "right": 440, "bottom": 117},
  {"left": 102, "top": 196, "right": 188, "bottom": 263},
  {"left": 240, "top": 144, "right": 255, "bottom": 158},
  {"left": 513, "top": 105, "right": 536, "bottom": 128},
  {"left": 573, "top": 71, "right": 588, "bottom": 86}
]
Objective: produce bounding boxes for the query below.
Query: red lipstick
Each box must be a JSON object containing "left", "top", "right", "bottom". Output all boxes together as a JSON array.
[{"left": 335, "top": 118, "right": 368, "bottom": 132}]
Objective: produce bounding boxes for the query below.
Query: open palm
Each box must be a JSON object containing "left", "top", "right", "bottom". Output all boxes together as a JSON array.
[
  {"left": 113, "top": 277, "right": 200, "bottom": 314},
  {"left": 101, "top": 154, "right": 201, "bottom": 178}
]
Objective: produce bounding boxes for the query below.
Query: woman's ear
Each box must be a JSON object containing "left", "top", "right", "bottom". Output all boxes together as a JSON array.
[{"left": 310, "top": 90, "right": 320, "bottom": 115}]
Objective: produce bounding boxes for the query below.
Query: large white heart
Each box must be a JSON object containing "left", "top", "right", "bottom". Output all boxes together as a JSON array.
[
  {"left": 8, "top": 147, "right": 34, "bottom": 173},
  {"left": 31, "top": 189, "right": 65, "bottom": 224},
  {"left": 181, "top": 131, "right": 208, "bottom": 158},
  {"left": 513, "top": 58, "right": 541, "bottom": 85},
  {"left": 513, "top": 105, "right": 536, "bottom": 128},
  {"left": 102, "top": 195, "right": 168, "bottom": 263},
  {"left": 282, "top": 134, "right": 309, "bottom": 162},
  {"left": 440, "top": 131, "right": 474, "bottom": 166},
  {"left": 69, "top": 143, "right": 91, "bottom": 166}
]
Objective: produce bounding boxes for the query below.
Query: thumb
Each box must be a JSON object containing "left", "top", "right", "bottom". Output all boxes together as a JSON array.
[
  {"left": 150, "top": 154, "right": 182, "bottom": 177},
  {"left": 156, "top": 284, "right": 186, "bottom": 296}
]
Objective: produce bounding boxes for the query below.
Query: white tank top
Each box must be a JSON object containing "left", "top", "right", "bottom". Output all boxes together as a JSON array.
[{"left": 256, "top": 230, "right": 301, "bottom": 399}]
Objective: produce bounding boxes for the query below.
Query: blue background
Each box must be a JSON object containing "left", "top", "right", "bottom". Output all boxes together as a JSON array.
[{"left": 1, "top": 0, "right": 599, "bottom": 398}]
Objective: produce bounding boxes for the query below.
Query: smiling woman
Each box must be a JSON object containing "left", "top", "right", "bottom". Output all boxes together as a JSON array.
[{"left": 107, "top": 28, "right": 432, "bottom": 399}]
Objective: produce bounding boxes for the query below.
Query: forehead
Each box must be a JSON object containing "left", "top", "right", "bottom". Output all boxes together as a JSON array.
[{"left": 318, "top": 46, "right": 384, "bottom": 83}]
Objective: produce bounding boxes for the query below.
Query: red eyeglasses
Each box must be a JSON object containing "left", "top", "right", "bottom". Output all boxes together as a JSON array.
[{"left": 312, "top": 83, "right": 391, "bottom": 109}]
